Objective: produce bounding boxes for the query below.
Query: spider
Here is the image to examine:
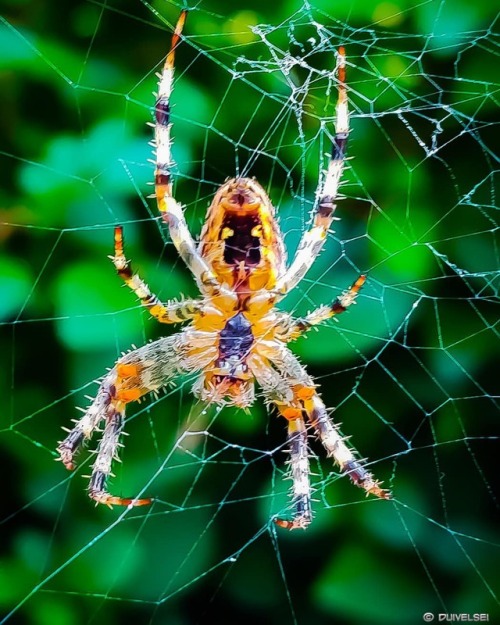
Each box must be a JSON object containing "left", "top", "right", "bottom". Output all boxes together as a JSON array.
[{"left": 57, "top": 11, "right": 391, "bottom": 530}]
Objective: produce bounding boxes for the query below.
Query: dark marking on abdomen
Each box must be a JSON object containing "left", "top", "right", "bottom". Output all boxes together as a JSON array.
[{"left": 222, "top": 214, "right": 261, "bottom": 266}]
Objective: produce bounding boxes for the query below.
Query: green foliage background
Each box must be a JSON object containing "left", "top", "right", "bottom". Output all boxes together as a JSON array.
[{"left": 0, "top": 0, "right": 498, "bottom": 624}]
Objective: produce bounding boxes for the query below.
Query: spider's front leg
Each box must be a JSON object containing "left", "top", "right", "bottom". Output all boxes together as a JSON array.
[
  {"left": 304, "top": 393, "right": 391, "bottom": 501},
  {"left": 58, "top": 367, "right": 152, "bottom": 507},
  {"left": 249, "top": 354, "right": 313, "bottom": 529},
  {"left": 272, "top": 346, "right": 391, "bottom": 502},
  {"left": 274, "top": 389, "right": 390, "bottom": 530},
  {"left": 250, "top": 347, "right": 390, "bottom": 529},
  {"left": 274, "top": 47, "right": 349, "bottom": 297},
  {"left": 87, "top": 385, "right": 150, "bottom": 507},
  {"left": 57, "top": 335, "right": 184, "bottom": 506}
]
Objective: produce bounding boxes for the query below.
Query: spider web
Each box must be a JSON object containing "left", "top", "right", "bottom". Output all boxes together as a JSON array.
[{"left": 1, "top": 0, "right": 498, "bottom": 623}]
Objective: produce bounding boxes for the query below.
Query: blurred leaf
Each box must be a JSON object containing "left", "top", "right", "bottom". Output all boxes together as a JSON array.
[
  {"left": 314, "top": 544, "right": 430, "bottom": 623},
  {"left": 53, "top": 259, "right": 143, "bottom": 351},
  {"left": 0, "top": 256, "right": 32, "bottom": 320}
]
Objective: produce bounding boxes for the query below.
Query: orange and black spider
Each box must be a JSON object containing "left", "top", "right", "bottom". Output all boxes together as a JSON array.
[{"left": 57, "top": 11, "right": 391, "bottom": 530}]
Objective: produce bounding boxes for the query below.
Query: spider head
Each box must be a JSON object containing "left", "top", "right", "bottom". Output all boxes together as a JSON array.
[
  {"left": 213, "top": 375, "right": 255, "bottom": 408},
  {"left": 193, "top": 370, "right": 255, "bottom": 408},
  {"left": 199, "top": 177, "right": 286, "bottom": 289}
]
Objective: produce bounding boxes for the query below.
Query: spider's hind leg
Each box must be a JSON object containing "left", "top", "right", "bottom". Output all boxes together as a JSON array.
[
  {"left": 274, "top": 46, "right": 350, "bottom": 296},
  {"left": 153, "top": 11, "right": 231, "bottom": 297}
]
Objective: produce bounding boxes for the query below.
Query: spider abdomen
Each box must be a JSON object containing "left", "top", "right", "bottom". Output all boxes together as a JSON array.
[
  {"left": 198, "top": 178, "right": 286, "bottom": 290},
  {"left": 221, "top": 213, "right": 261, "bottom": 266}
]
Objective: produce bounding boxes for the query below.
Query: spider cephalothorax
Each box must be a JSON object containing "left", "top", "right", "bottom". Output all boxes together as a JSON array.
[{"left": 57, "top": 11, "right": 391, "bottom": 530}]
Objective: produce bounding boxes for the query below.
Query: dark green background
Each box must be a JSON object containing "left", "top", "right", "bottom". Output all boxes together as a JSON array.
[{"left": 1, "top": 0, "right": 498, "bottom": 624}]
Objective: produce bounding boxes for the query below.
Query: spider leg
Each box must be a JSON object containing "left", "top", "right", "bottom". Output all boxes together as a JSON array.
[
  {"left": 111, "top": 225, "right": 202, "bottom": 323},
  {"left": 248, "top": 353, "right": 312, "bottom": 530},
  {"left": 278, "top": 274, "right": 366, "bottom": 341},
  {"left": 275, "top": 417, "right": 313, "bottom": 530},
  {"left": 88, "top": 405, "right": 151, "bottom": 507},
  {"left": 57, "top": 334, "right": 186, "bottom": 506},
  {"left": 57, "top": 373, "right": 115, "bottom": 471},
  {"left": 154, "top": 12, "right": 232, "bottom": 297},
  {"left": 250, "top": 345, "right": 390, "bottom": 528},
  {"left": 274, "top": 47, "right": 349, "bottom": 296},
  {"left": 272, "top": 346, "right": 390, "bottom": 499},
  {"left": 303, "top": 393, "right": 391, "bottom": 500}
]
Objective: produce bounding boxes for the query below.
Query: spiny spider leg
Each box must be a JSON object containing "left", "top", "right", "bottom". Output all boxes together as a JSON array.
[
  {"left": 304, "top": 393, "right": 391, "bottom": 500},
  {"left": 246, "top": 353, "right": 313, "bottom": 529},
  {"left": 57, "top": 375, "right": 113, "bottom": 471},
  {"left": 273, "top": 347, "right": 391, "bottom": 500},
  {"left": 274, "top": 47, "right": 349, "bottom": 296},
  {"left": 57, "top": 335, "right": 185, "bottom": 506},
  {"left": 111, "top": 225, "right": 202, "bottom": 324},
  {"left": 278, "top": 274, "right": 367, "bottom": 341},
  {"left": 88, "top": 406, "right": 151, "bottom": 507},
  {"left": 251, "top": 344, "right": 390, "bottom": 529},
  {"left": 274, "top": 417, "right": 313, "bottom": 530},
  {"left": 153, "top": 11, "right": 232, "bottom": 297},
  {"left": 276, "top": 390, "right": 391, "bottom": 530}
]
